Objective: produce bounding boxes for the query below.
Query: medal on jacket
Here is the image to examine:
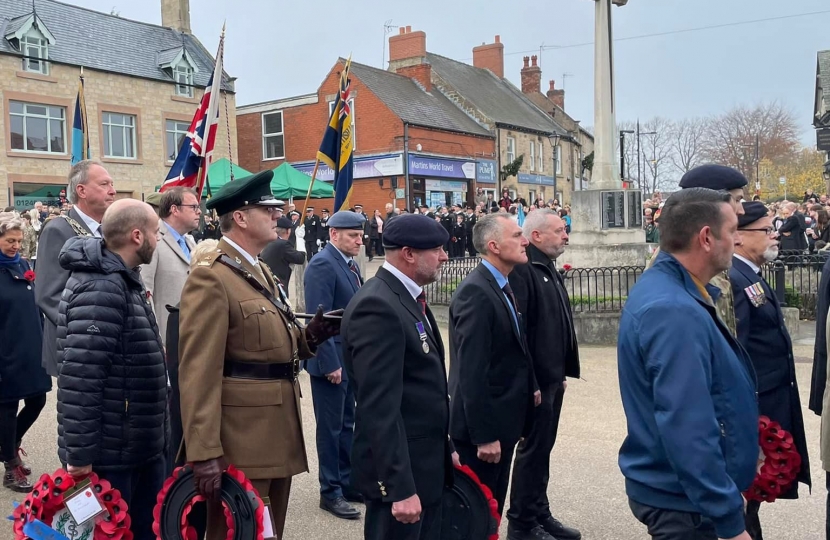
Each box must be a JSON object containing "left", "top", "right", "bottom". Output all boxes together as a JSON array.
[
  {"left": 744, "top": 282, "right": 766, "bottom": 307},
  {"left": 416, "top": 322, "right": 429, "bottom": 353}
]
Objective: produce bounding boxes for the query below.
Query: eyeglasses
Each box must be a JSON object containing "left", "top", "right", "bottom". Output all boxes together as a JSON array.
[
  {"left": 741, "top": 227, "right": 775, "bottom": 235},
  {"left": 177, "top": 204, "right": 202, "bottom": 212}
]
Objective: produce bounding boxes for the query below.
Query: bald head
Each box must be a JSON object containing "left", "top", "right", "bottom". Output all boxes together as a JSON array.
[{"left": 102, "top": 199, "right": 157, "bottom": 250}]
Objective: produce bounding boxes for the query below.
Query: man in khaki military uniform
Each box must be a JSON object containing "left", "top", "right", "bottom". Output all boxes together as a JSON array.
[
  {"left": 178, "top": 170, "right": 341, "bottom": 540},
  {"left": 646, "top": 164, "right": 748, "bottom": 336}
]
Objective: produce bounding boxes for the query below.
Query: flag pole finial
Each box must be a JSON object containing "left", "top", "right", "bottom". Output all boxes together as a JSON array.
[{"left": 221, "top": 21, "right": 226, "bottom": 37}]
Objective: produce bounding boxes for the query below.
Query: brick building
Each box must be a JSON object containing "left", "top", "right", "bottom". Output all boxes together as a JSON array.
[
  {"left": 0, "top": 0, "right": 237, "bottom": 209},
  {"left": 236, "top": 53, "right": 496, "bottom": 214}
]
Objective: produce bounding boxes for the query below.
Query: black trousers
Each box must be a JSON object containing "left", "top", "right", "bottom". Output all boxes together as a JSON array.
[
  {"left": 629, "top": 499, "right": 718, "bottom": 540},
  {"left": 453, "top": 438, "right": 516, "bottom": 516},
  {"left": 507, "top": 382, "right": 565, "bottom": 529},
  {"left": 305, "top": 242, "right": 318, "bottom": 262},
  {"left": 99, "top": 456, "right": 166, "bottom": 540},
  {"left": 745, "top": 499, "right": 763, "bottom": 540},
  {"left": 0, "top": 394, "right": 47, "bottom": 462},
  {"left": 826, "top": 472, "right": 830, "bottom": 540},
  {"left": 369, "top": 238, "right": 383, "bottom": 259},
  {"left": 364, "top": 500, "right": 442, "bottom": 540}
]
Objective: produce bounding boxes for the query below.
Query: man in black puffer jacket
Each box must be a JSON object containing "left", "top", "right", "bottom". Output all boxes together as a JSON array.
[{"left": 56, "top": 199, "right": 166, "bottom": 540}]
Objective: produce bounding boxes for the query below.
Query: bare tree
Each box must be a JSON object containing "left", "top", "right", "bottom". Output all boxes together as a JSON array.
[
  {"left": 669, "top": 118, "right": 706, "bottom": 175},
  {"left": 702, "top": 101, "right": 800, "bottom": 183},
  {"left": 640, "top": 117, "right": 677, "bottom": 195}
]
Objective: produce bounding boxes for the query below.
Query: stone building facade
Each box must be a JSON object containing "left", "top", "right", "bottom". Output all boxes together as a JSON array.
[{"left": 0, "top": 0, "right": 236, "bottom": 209}]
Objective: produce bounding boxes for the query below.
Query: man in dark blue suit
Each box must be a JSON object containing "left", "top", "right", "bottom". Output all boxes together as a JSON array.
[
  {"left": 729, "top": 201, "right": 811, "bottom": 540},
  {"left": 304, "top": 210, "right": 367, "bottom": 520}
]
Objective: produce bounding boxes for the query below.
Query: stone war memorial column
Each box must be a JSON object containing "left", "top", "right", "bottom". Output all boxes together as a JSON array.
[{"left": 561, "top": 0, "right": 650, "bottom": 269}]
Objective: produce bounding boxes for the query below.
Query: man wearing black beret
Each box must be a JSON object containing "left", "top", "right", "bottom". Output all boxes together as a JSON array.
[
  {"left": 729, "top": 201, "right": 810, "bottom": 540},
  {"left": 648, "top": 164, "right": 748, "bottom": 335},
  {"left": 342, "top": 214, "right": 458, "bottom": 540}
]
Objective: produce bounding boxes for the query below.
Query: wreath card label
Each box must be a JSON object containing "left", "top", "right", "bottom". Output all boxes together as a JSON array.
[
  {"left": 63, "top": 479, "right": 105, "bottom": 527},
  {"left": 260, "top": 497, "right": 276, "bottom": 540}
]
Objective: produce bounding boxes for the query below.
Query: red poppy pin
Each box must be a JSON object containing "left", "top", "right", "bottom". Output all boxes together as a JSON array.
[
  {"left": 562, "top": 264, "right": 572, "bottom": 271},
  {"left": 23, "top": 270, "right": 35, "bottom": 282}
]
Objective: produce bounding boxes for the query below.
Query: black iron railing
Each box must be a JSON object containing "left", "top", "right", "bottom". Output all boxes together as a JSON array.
[
  {"left": 426, "top": 257, "right": 645, "bottom": 312},
  {"left": 761, "top": 250, "right": 828, "bottom": 320}
]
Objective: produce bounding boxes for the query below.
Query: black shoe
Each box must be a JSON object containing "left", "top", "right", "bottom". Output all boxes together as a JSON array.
[
  {"left": 320, "top": 496, "right": 361, "bottom": 520},
  {"left": 507, "top": 523, "right": 556, "bottom": 540},
  {"left": 343, "top": 490, "right": 365, "bottom": 504},
  {"left": 538, "top": 515, "right": 581, "bottom": 540}
]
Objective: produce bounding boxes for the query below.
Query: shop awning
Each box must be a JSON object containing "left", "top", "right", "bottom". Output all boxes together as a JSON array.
[{"left": 272, "top": 163, "right": 334, "bottom": 200}]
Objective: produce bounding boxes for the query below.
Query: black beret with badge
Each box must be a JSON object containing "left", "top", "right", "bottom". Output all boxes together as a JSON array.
[
  {"left": 276, "top": 217, "right": 294, "bottom": 229},
  {"left": 738, "top": 201, "right": 769, "bottom": 228},
  {"left": 383, "top": 213, "right": 450, "bottom": 250},
  {"left": 679, "top": 164, "right": 748, "bottom": 191},
  {"left": 205, "top": 170, "right": 284, "bottom": 215},
  {"left": 327, "top": 210, "right": 367, "bottom": 230}
]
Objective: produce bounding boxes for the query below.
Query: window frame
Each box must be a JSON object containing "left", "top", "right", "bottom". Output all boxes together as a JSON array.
[
  {"left": 506, "top": 136, "right": 516, "bottom": 164},
  {"left": 102, "top": 111, "right": 138, "bottom": 160},
  {"left": 538, "top": 142, "right": 544, "bottom": 173},
  {"left": 555, "top": 145, "right": 562, "bottom": 175},
  {"left": 173, "top": 64, "right": 194, "bottom": 98},
  {"left": 8, "top": 100, "right": 66, "bottom": 154},
  {"left": 20, "top": 31, "right": 49, "bottom": 75},
  {"left": 164, "top": 117, "right": 191, "bottom": 163},
  {"left": 262, "top": 111, "right": 285, "bottom": 161},
  {"left": 529, "top": 141, "right": 535, "bottom": 171}
]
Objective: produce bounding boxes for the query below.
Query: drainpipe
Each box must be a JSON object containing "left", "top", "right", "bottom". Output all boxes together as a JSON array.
[{"left": 403, "top": 121, "right": 410, "bottom": 209}]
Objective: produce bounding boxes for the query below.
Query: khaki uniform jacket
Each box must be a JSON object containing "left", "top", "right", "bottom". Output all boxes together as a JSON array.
[
  {"left": 646, "top": 247, "right": 737, "bottom": 336},
  {"left": 178, "top": 238, "right": 313, "bottom": 479}
]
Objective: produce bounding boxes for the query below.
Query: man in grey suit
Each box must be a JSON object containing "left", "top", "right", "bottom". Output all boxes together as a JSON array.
[
  {"left": 35, "top": 160, "right": 115, "bottom": 376},
  {"left": 140, "top": 187, "right": 200, "bottom": 343}
]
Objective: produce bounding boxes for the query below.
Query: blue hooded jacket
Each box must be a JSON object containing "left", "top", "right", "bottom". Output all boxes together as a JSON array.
[{"left": 617, "top": 251, "right": 758, "bottom": 539}]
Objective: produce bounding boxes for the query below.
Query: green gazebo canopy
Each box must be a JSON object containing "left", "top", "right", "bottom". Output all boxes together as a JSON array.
[
  {"left": 202, "top": 159, "right": 334, "bottom": 199},
  {"left": 271, "top": 163, "right": 334, "bottom": 199}
]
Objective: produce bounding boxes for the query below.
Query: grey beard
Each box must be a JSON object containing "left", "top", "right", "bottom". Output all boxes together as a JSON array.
[{"left": 763, "top": 246, "right": 779, "bottom": 262}]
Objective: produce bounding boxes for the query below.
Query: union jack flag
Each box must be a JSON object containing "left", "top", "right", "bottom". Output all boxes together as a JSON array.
[{"left": 160, "top": 30, "right": 225, "bottom": 195}]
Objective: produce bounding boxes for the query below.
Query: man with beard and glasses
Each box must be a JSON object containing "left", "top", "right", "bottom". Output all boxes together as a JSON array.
[
  {"left": 56, "top": 199, "right": 167, "bottom": 540},
  {"left": 618, "top": 188, "right": 756, "bottom": 540},
  {"left": 342, "top": 214, "right": 458, "bottom": 540},
  {"left": 730, "top": 201, "right": 810, "bottom": 540}
]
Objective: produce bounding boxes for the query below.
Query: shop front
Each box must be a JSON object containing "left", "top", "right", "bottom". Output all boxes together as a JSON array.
[
  {"left": 408, "top": 154, "right": 476, "bottom": 209},
  {"left": 518, "top": 172, "right": 556, "bottom": 206},
  {"left": 294, "top": 153, "right": 405, "bottom": 184}
]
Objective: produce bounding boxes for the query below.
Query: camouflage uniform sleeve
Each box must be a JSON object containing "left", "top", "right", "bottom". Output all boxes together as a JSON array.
[{"left": 711, "top": 271, "right": 737, "bottom": 337}]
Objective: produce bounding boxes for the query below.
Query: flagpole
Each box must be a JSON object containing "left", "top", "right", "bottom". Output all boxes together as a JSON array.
[{"left": 302, "top": 158, "right": 321, "bottom": 211}]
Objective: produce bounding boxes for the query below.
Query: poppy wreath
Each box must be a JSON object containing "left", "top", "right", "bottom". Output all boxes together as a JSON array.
[
  {"left": 453, "top": 464, "right": 501, "bottom": 540},
  {"left": 152, "top": 465, "right": 265, "bottom": 540},
  {"left": 12, "top": 468, "right": 132, "bottom": 540},
  {"left": 742, "top": 415, "right": 802, "bottom": 503}
]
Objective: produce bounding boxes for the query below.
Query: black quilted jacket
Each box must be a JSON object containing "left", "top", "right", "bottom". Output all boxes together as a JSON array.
[{"left": 56, "top": 237, "right": 167, "bottom": 470}]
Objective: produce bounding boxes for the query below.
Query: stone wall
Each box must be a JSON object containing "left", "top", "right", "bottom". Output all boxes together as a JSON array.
[{"left": 0, "top": 56, "right": 238, "bottom": 208}]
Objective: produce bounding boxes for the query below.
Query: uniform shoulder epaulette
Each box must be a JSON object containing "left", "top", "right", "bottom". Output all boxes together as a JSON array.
[{"left": 195, "top": 248, "right": 223, "bottom": 267}]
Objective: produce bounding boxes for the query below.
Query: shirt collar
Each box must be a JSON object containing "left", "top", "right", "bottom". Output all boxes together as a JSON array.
[
  {"left": 73, "top": 206, "right": 101, "bottom": 238},
  {"left": 734, "top": 253, "right": 760, "bottom": 274},
  {"left": 331, "top": 244, "right": 353, "bottom": 265},
  {"left": 222, "top": 236, "right": 259, "bottom": 267},
  {"left": 481, "top": 259, "right": 508, "bottom": 289},
  {"left": 163, "top": 220, "right": 185, "bottom": 244},
  {"left": 382, "top": 261, "right": 422, "bottom": 300}
]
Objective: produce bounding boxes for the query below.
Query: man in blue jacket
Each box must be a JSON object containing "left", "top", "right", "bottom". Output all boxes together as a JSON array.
[
  {"left": 618, "top": 188, "right": 758, "bottom": 540},
  {"left": 304, "top": 210, "right": 367, "bottom": 520}
]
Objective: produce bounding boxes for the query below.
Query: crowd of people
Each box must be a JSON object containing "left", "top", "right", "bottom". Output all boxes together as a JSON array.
[{"left": 2, "top": 158, "right": 830, "bottom": 540}]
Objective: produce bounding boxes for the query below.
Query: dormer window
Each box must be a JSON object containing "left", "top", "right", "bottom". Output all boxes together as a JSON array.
[
  {"left": 158, "top": 47, "right": 199, "bottom": 98},
  {"left": 174, "top": 64, "right": 194, "bottom": 97},
  {"left": 5, "top": 14, "right": 55, "bottom": 75},
  {"left": 21, "top": 31, "right": 48, "bottom": 74}
]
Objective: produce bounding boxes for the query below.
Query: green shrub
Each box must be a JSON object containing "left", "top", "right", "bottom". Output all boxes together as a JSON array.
[{"left": 784, "top": 287, "right": 802, "bottom": 309}]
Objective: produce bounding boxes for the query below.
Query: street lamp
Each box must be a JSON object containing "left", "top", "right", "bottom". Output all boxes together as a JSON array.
[
  {"left": 548, "top": 133, "right": 561, "bottom": 197},
  {"left": 637, "top": 130, "right": 656, "bottom": 192},
  {"left": 823, "top": 159, "right": 830, "bottom": 185}
]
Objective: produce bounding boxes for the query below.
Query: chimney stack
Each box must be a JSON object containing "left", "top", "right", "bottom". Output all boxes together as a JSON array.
[
  {"left": 388, "top": 25, "right": 427, "bottom": 68},
  {"left": 547, "top": 80, "right": 565, "bottom": 110},
  {"left": 388, "top": 26, "right": 431, "bottom": 90},
  {"left": 520, "top": 54, "right": 542, "bottom": 94},
  {"left": 161, "top": 0, "right": 191, "bottom": 34},
  {"left": 473, "top": 35, "right": 504, "bottom": 78}
]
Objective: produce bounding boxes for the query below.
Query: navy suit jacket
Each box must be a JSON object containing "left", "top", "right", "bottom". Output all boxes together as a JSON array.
[{"left": 303, "top": 243, "right": 362, "bottom": 377}]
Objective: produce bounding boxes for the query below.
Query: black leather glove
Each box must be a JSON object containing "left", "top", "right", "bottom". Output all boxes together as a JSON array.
[
  {"left": 305, "top": 304, "right": 343, "bottom": 347},
  {"left": 192, "top": 457, "right": 227, "bottom": 501}
]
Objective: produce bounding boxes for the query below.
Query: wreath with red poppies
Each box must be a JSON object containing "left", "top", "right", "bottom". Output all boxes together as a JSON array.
[
  {"left": 742, "top": 416, "right": 802, "bottom": 503},
  {"left": 12, "top": 469, "right": 132, "bottom": 540}
]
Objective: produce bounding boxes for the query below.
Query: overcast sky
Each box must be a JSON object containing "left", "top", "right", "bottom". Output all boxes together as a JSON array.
[{"left": 69, "top": 0, "right": 829, "bottom": 145}]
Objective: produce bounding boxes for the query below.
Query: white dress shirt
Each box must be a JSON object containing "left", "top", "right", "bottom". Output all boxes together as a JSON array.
[
  {"left": 734, "top": 254, "right": 761, "bottom": 274},
  {"left": 73, "top": 206, "right": 102, "bottom": 238},
  {"left": 381, "top": 261, "right": 422, "bottom": 301}
]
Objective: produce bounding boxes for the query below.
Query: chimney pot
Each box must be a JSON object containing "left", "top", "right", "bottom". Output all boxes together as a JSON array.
[
  {"left": 406, "top": 25, "right": 412, "bottom": 32},
  {"left": 549, "top": 80, "right": 556, "bottom": 91},
  {"left": 523, "top": 56, "right": 529, "bottom": 68},
  {"left": 531, "top": 55, "right": 537, "bottom": 67},
  {"left": 495, "top": 35, "right": 500, "bottom": 43},
  {"left": 399, "top": 27, "right": 405, "bottom": 35}
]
